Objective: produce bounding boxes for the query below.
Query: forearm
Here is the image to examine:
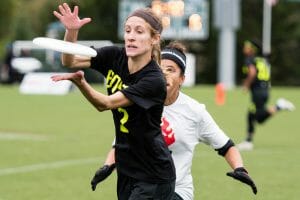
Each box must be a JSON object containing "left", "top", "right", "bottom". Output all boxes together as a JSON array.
[
  {"left": 104, "top": 148, "right": 115, "bottom": 165},
  {"left": 62, "top": 29, "right": 78, "bottom": 67},
  {"left": 224, "top": 146, "right": 243, "bottom": 169},
  {"left": 243, "top": 77, "right": 254, "bottom": 89},
  {"left": 74, "top": 78, "right": 111, "bottom": 112},
  {"left": 243, "top": 65, "right": 256, "bottom": 89}
]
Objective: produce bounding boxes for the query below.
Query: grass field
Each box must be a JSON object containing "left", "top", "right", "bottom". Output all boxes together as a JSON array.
[{"left": 0, "top": 84, "right": 299, "bottom": 200}]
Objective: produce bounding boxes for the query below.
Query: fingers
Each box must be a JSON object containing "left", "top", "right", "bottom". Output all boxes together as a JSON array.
[
  {"left": 73, "top": 5, "right": 79, "bottom": 16},
  {"left": 81, "top": 18, "right": 92, "bottom": 26},
  {"left": 226, "top": 171, "right": 234, "bottom": 178},
  {"left": 251, "top": 184, "right": 257, "bottom": 194},
  {"left": 91, "top": 184, "right": 96, "bottom": 191},
  {"left": 51, "top": 75, "right": 65, "bottom": 82},
  {"left": 58, "top": 4, "right": 67, "bottom": 16},
  {"left": 62, "top": 3, "right": 72, "bottom": 13},
  {"left": 53, "top": 11, "right": 62, "bottom": 20},
  {"left": 226, "top": 170, "right": 257, "bottom": 195}
]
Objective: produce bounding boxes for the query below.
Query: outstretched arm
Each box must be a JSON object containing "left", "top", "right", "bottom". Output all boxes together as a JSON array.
[
  {"left": 51, "top": 71, "right": 132, "bottom": 111},
  {"left": 53, "top": 3, "right": 92, "bottom": 68}
]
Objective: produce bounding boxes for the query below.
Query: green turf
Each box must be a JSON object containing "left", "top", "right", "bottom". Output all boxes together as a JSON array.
[{"left": 0, "top": 84, "right": 299, "bottom": 200}]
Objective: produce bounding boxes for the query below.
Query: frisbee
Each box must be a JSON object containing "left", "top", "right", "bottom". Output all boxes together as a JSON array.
[{"left": 32, "top": 37, "right": 97, "bottom": 57}]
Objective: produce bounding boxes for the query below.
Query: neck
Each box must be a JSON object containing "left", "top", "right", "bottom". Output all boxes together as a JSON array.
[
  {"left": 128, "top": 53, "right": 152, "bottom": 74},
  {"left": 164, "top": 90, "right": 180, "bottom": 106}
]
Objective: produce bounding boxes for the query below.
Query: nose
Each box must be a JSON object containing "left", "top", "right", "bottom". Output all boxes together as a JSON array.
[{"left": 125, "top": 31, "right": 135, "bottom": 41}]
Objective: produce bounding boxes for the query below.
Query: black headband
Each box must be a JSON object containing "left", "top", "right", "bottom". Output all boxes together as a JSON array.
[
  {"left": 128, "top": 9, "right": 163, "bottom": 34},
  {"left": 161, "top": 48, "right": 186, "bottom": 73}
]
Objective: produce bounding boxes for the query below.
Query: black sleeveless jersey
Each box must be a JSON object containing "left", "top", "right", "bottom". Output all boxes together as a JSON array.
[{"left": 90, "top": 46, "right": 176, "bottom": 183}]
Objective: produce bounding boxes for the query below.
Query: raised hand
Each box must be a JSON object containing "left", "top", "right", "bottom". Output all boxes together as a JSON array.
[{"left": 53, "top": 3, "right": 91, "bottom": 30}]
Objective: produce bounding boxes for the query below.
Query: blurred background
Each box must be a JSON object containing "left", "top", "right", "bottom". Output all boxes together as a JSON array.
[
  {"left": 0, "top": 0, "right": 299, "bottom": 87},
  {"left": 0, "top": 1, "right": 300, "bottom": 200}
]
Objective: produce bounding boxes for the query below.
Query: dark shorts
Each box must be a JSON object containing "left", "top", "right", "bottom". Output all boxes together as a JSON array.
[
  {"left": 117, "top": 171, "right": 175, "bottom": 200},
  {"left": 250, "top": 88, "right": 269, "bottom": 111}
]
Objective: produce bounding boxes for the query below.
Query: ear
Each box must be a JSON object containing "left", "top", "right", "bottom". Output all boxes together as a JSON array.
[
  {"left": 152, "top": 34, "right": 160, "bottom": 45},
  {"left": 179, "top": 75, "right": 185, "bottom": 86}
]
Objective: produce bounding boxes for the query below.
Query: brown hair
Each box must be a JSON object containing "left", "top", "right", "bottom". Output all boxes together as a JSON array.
[
  {"left": 165, "top": 41, "right": 187, "bottom": 54},
  {"left": 127, "top": 8, "right": 163, "bottom": 64}
]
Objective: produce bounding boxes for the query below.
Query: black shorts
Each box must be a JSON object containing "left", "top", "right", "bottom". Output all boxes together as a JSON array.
[
  {"left": 117, "top": 171, "right": 175, "bottom": 200},
  {"left": 251, "top": 88, "right": 269, "bottom": 111}
]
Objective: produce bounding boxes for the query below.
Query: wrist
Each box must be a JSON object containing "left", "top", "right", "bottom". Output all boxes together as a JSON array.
[
  {"left": 235, "top": 167, "right": 248, "bottom": 173},
  {"left": 65, "top": 29, "right": 79, "bottom": 42}
]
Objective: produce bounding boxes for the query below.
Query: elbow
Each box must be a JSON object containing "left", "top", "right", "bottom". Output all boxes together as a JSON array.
[
  {"left": 61, "top": 56, "right": 76, "bottom": 68},
  {"left": 94, "top": 99, "right": 112, "bottom": 112},
  {"left": 61, "top": 60, "right": 75, "bottom": 68},
  {"left": 96, "top": 106, "right": 108, "bottom": 112}
]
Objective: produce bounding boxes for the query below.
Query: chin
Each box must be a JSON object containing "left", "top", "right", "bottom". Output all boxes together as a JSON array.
[{"left": 126, "top": 52, "right": 140, "bottom": 58}]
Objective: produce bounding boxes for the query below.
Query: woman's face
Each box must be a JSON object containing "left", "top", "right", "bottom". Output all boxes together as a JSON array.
[
  {"left": 161, "top": 59, "right": 185, "bottom": 98},
  {"left": 124, "top": 16, "right": 155, "bottom": 58}
]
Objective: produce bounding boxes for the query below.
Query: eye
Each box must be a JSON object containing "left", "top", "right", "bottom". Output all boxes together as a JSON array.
[
  {"left": 167, "top": 67, "right": 176, "bottom": 73},
  {"left": 124, "top": 26, "right": 131, "bottom": 33},
  {"left": 136, "top": 29, "right": 143, "bottom": 34}
]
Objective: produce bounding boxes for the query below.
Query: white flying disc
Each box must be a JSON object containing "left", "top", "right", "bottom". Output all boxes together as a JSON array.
[{"left": 32, "top": 37, "right": 97, "bottom": 57}]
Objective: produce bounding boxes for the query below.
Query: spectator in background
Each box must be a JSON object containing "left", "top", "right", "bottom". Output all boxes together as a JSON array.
[{"left": 237, "top": 39, "right": 295, "bottom": 151}]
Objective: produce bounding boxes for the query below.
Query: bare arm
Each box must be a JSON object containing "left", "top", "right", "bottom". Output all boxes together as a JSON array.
[
  {"left": 53, "top": 3, "right": 92, "bottom": 68},
  {"left": 104, "top": 148, "right": 115, "bottom": 165},
  {"left": 224, "top": 146, "right": 243, "bottom": 169},
  {"left": 243, "top": 64, "right": 256, "bottom": 90},
  {"left": 51, "top": 71, "right": 132, "bottom": 111},
  {"left": 225, "top": 146, "right": 258, "bottom": 194}
]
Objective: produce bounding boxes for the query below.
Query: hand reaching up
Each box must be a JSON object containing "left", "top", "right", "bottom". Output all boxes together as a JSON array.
[{"left": 53, "top": 3, "right": 91, "bottom": 31}]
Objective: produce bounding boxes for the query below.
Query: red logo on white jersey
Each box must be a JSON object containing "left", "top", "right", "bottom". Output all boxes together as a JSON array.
[{"left": 161, "top": 117, "right": 175, "bottom": 146}]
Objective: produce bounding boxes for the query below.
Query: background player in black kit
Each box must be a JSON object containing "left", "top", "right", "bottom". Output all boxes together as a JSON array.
[
  {"left": 52, "top": 3, "right": 175, "bottom": 199},
  {"left": 237, "top": 40, "right": 295, "bottom": 151}
]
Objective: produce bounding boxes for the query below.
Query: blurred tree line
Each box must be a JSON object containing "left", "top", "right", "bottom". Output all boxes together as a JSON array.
[{"left": 0, "top": 0, "right": 299, "bottom": 85}]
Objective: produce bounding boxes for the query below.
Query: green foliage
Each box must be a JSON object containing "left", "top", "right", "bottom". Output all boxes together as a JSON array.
[
  {"left": 0, "top": 0, "right": 18, "bottom": 57},
  {"left": 0, "top": 1, "right": 17, "bottom": 39},
  {"left": 236, "top": 0, "right": 300, "bottom": 86}
]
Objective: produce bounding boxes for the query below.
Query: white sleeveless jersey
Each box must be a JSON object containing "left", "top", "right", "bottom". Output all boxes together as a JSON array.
[{"left": 162, "top": 92, "right": 229, "bottom": 200}]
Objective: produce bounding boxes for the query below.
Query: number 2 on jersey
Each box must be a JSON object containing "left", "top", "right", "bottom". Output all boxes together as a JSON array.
[{"left": 118, "top": 108, "right": 129, "bottom": 133}]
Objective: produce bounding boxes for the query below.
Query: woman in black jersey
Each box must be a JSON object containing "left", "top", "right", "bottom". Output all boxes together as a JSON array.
[
  {"left": 237, "top": 40, "right": 295, "bottom": 151},
  {"left": 52, "top": 3, "right": 175, "bottom": 200}
]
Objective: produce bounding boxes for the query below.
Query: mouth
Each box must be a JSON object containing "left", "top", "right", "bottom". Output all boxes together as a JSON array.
[{"left": 126, "top": 44, "right": 137, "bottom": 50}]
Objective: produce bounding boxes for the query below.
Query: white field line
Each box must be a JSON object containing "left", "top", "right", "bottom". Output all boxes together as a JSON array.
[
  {"left": 0, "top": 157, "right": 101, "bottom": 176},
  {"left": 0, "top": 132, "right": 48, "bottom": 141}
]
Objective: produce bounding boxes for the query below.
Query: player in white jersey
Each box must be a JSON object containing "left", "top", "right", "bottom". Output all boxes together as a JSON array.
[{"left": 91, "top": 42, "right": 257, "bottom": 199}]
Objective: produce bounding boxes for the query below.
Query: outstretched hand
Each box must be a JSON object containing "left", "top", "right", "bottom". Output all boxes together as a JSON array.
[
  {"left": 51, "top": 70, "right": 84, "bottom": 84},
  {"left": 227, "top": 167, "right": 257, "bottom": 194},
  {"left": 53, "top": 3, "right": 91, "bottom": 30},
  {"left": 91, "top": 164, "right": 116, "bottom": 191}
]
